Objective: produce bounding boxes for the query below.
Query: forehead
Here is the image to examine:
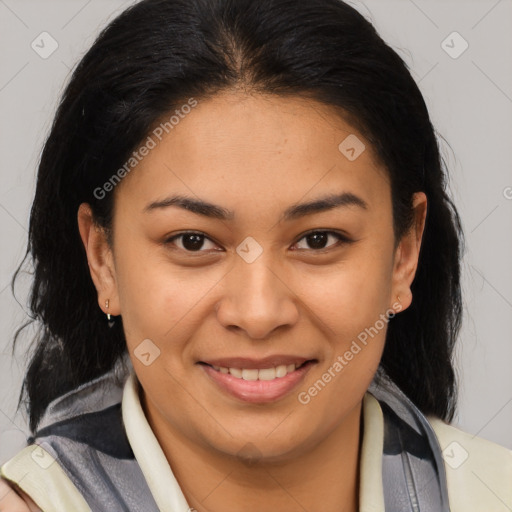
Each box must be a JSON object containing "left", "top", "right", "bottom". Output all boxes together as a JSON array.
[{"left": 114, "top": 91, "right": 390, "bottom": 217}]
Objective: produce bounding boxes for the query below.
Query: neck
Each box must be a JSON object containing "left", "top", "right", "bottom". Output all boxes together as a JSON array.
[{"left": 141, "top": 387, "right": 363, "bottom": 512}]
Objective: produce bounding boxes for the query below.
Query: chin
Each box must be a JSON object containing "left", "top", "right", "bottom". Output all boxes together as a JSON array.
[{"left": 200, "top": 424, "right": 316, "bottom": 464}]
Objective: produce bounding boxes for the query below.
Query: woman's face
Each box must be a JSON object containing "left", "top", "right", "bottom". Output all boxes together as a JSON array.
[{"left": 80, "top": 91, "right": 426, "bottom": 462}]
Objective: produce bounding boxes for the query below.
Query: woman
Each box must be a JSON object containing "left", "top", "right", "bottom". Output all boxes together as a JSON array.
[{"left": 1, "top": 0, "right": 510, "bottom": 510}]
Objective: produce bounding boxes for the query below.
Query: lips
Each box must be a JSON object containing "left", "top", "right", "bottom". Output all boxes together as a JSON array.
[
  {"left": 198, "top": 356, "right": 314, "bottom": 381},
  {"left": 197, "top": 355, "right": 317, "bottom": 403},
  {"left": 200, "top": 355, "right": 312, "bottom": 369}
]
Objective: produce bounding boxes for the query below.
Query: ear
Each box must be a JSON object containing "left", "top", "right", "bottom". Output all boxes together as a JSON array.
[
  {"left": 77, "top": 203, "right": 120, "bottom": 316},
  {"left": 390, "top": 192, "right": 427, "bottom": 313}
]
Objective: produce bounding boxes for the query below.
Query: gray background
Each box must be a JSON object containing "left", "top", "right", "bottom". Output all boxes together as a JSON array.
[{"left": 1, "top": 0, "right": 511, "bottom": 466}]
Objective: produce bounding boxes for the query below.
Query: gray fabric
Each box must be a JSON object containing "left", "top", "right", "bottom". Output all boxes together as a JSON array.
[
  {"left": 26, "top": 359, "right": 451, "bottom": 511},
  {"left": 369, "top": 367, "right": 451, "bottom": 511},
  {"left": 35, "top": 438, "right": 159, "bottom": 512},
  {"left": 28, "top": 355, "right": 160, "bottom": 511}
]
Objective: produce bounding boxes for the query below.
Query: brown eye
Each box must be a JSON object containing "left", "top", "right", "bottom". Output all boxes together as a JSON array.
[
  {"left": 293, "top": 231, "right": 352, "bottom": 251},
  {"left": 165, "top": 232, "right": 219, "bottom": 253}
]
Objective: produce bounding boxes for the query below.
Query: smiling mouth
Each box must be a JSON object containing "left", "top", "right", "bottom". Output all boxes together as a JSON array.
[
  {"left": 198, "top": 360, "right": 315, "bottom": 381},
  {"left": 198, "top": 359, "right": 318, "bottom": 403}
]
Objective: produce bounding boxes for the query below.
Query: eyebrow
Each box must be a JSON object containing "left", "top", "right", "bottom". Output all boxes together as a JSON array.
[{"left": 144, "top": 192, "right": 368, "bottom": 221}]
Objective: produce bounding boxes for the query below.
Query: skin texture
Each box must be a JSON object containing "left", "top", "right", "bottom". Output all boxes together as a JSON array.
[
  {"left": 0, "top": 479, "right": 39, "bottom": 511},
  {"left": 75, "top": 91, "right": 427, "bottom": 512}
]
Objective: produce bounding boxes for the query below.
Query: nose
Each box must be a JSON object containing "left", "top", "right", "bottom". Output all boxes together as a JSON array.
[{"left": 215, "top": 255, "right": 299, "bottom": 340}]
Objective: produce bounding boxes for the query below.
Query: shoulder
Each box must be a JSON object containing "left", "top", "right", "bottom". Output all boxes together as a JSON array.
[
  {"left": 1, "top": 443, "right": 92, "bottom": 512},
  {"left": 427, "top": 415, "right": 512, "bottom": 511},
  {"left": 0, "top": 358, "right": 139, "bottom": 511}
]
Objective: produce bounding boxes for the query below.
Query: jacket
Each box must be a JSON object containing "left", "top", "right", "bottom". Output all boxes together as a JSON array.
[{"left": 1, "top": 358, "right": 511, "bottom": 511}]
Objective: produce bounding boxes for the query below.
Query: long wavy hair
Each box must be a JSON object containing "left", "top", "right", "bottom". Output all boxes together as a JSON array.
[{"left": 10, "top": 0, "right": 464, "bottom": 433}]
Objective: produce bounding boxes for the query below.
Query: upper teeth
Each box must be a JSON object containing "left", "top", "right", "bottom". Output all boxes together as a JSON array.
[{"left": 211, "top": 364, "right": 297, "bottom": 380}]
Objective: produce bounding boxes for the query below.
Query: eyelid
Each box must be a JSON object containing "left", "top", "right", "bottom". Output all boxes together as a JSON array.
[
  {"left": 291, "top": 229, "right": 354, "bottom": 251},
  {"left": 164, "top": 229, "right": 354, "bottom": 254},
  {"left": 164, "top": 231, "right": 222, "bottom": 253}
]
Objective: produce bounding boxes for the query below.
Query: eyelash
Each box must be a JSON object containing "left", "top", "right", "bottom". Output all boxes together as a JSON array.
[{"left": 164, "top": 230, "right": 354, "bottom": 255}]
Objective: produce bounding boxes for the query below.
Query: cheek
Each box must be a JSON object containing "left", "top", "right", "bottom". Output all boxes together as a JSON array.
[
  {"left": 115, "top": 244, "right": 221, "bottom": 347},
  {"left": 297, "top": 250, "right": 393, "bottom": 391},
  {"left": 302, "top": 253, "right": 393, "bottom": 335}
]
